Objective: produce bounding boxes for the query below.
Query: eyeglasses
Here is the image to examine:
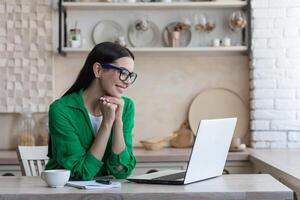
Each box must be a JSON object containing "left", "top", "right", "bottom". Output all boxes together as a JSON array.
[{"left": 101, "top": 63, "right": 137, "bottom": 84}]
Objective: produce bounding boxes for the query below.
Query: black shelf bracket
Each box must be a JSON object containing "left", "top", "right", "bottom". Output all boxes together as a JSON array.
[
  {"left": 58, "top": 0, "right": 66, "bottom": 56},
  {"left": 246, "top": 0, "right": 252, "bottom": 56}
]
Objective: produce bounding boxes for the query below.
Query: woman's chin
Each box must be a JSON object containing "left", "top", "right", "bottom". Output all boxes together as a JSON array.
[{"left": 106, "top": 90, "right": 122, "bottom": 98}]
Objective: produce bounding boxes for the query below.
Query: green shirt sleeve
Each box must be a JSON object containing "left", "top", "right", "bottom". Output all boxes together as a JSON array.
[
  {"left": 106, "top": 98, "right": 136, "bottom": 179},
  {"left": 48, "top": 102, "right": 104, "bottom": 180}
]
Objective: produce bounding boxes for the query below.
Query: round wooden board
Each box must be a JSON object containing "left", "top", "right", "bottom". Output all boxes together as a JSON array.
[{"left": 188, "top": 88, "right": 249, "bottom": 140}]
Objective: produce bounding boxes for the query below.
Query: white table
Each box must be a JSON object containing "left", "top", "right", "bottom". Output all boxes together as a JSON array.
[{"left": 0, "top": 174, "right": 293, "bottom": 200}]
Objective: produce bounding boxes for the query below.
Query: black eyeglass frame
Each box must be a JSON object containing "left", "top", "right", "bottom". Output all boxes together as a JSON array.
[{"left": 100, "top": 63, "right": 137, "bottom": 84}]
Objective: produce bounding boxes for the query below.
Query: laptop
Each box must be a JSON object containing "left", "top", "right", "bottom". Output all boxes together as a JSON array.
[{"left": 127, "top": 117, "right": 237, "bottom": 185}]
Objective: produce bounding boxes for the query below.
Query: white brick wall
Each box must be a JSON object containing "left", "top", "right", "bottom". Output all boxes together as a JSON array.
[{"left": 251, "top": 0, "right": 300, "bottom": 148}]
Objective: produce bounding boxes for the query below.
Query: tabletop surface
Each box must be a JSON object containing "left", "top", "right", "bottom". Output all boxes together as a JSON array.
[{"left": 0, "top": 174, "right": 292, "bottom": 194}]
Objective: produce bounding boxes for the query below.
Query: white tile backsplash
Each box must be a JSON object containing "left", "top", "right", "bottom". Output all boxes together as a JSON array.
[{"left": 0, "top": 0, "right": 53, "bottom": 113}]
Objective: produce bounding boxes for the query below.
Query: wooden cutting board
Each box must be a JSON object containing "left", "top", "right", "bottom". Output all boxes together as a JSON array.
[{"left": 188, "top": 88, "right": 249, "bottom": 141}]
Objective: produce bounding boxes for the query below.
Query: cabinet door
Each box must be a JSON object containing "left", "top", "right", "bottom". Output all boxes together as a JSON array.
[
  {"left": 224, "top": 161, "right": 254, "bottom": 174},
  {"left": 133, "top": 161, "right": 254, "bottom": 176},
  {"left": 0, "top": 165, "right": 21, "bottom": 176}
]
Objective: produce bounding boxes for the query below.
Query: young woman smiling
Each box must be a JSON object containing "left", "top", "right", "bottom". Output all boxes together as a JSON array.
[{"left": 45, "top": 42, "right": 137, "bottom": 180}]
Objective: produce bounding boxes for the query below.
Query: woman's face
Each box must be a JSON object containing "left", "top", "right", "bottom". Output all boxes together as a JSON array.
[{"left": 100, "top": 57, "right": 135, "bottom": 98}]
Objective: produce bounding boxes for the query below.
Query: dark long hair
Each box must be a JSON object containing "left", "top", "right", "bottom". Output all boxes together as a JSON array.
[
  {"left": 48, "top": 42, "right": 134, "bottom": 159},
  {"left": 63, "top": 42, "right": 134, "bottom": 97}
]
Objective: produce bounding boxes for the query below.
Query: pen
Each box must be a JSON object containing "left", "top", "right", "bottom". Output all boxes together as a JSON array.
[{"left": 95, "top": 179, "right": 112, "bottom": 185}]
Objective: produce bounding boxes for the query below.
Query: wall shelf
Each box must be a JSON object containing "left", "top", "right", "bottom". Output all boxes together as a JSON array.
[
  {"left": 57, "top": 0, "right": 250, "bottom": 55},
  {"left": 62, "top": 1, "right": 247, "bottom": 10},
  {"left": 62, "top": 46, "right": 248, "bottom": 54}
]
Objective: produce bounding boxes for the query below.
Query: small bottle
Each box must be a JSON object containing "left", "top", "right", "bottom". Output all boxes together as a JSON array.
[
  {"left": 17, "top": 112, "right": 36, "bottom": 146},
  {"left": 68, "top": 24, "right": 81, "bottom": 48}
]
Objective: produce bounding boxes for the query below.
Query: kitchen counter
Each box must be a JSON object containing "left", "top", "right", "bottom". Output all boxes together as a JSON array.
[
  {"left": 1, "top": 148, "right": 299, "bottom": 195},
  {"left": 0, "top": 147, "right": 249, "bottom": 165},
  {"left": 1, "top": 148, "right": 299, "bottom": 197},
  {"left": 248, "top": 149, "right": 300, "bottom": 180},
  {"left": 0, "top": 174, "right": 293, "bottom": 200},
  {"left": 0, "top": 150, "right": 18, "bottom": 165},
  {"left": 248, "top": 149, "right": 300, "bottom": 198},
  {"left": 134, "top": 147, "right": 249, "bottom": 162}
]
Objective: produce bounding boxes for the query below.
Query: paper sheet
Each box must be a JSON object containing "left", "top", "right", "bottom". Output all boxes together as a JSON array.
[{"left": 66, "top": 180, "right": 121, "bottom": 190}]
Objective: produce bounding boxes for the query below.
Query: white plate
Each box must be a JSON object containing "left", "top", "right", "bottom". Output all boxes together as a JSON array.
[
  {"left": 128, "top": 20, "right": 160, "bottom": 47},
  {"left": 92, "top": 20, "right": 125, "bottom": 44}
]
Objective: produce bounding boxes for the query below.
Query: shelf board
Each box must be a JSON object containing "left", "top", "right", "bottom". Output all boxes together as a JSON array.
[
  {"left": 62, "top": 1, "right": 248, "bottom": 9},
  {"left": 61, "top": 46, "right": 248, "bottom": 54}
]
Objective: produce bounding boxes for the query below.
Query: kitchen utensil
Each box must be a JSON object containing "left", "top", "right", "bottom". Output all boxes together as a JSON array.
[
  {"left": 170, "top": 121, "right": 194, "bottom": 148},
  {"left": 188, "top": 88, "right": 249, "bottom": 141},
  {"left": 163, "top": 22, "right": 192, "bottom": 47},
  {"left": 229, "top": 144, "right": 246, "bottom": 152},
  {"left": 140, "top": 135, "right": 175, "bottom": 151},
  {"left": 92, "top": 20, "right": 125, "bottom": 45},
  {"left": 41, "top": 170, "right": 70, "bottom": 188},
  {"left": 212, "top": 38, "right": 220, "bottom": 47},
  {"left": 205, "top": 15, "right": 216, "bottom": 32},
  {"left": 170, "top": 129, "right": 194, "bottom": 148},
  {"left": 222, "top": 37, "right": 231, "bottom": 46},
  {"left": 230, "top": 137, "right": 241, "bottom": 149},
  {"left": 128, "top": 19, "right": 160, "bottom": 47},
  {"left": 229, "top": 11, "right": 247, "bottom": 32}
]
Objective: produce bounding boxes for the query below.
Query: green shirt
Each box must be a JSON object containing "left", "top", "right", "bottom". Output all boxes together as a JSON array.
[{"left": 45, "top": 89, "right": 136, "bottom": 180}]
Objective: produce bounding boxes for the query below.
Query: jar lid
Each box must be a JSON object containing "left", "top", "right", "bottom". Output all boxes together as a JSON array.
[{"left": 70, "top": 28, "right": 81, "bottom": 33}]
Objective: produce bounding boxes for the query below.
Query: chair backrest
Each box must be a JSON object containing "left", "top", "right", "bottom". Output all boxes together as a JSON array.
[{"left": 16, "top": 146, "right": 49, "bottom": 176}]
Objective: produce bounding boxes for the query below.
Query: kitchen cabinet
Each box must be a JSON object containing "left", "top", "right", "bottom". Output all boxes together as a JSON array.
[
  {"left": 0, "top": 165, "right": 21, "bottom": 176},
  {"left": 248, "top": 149, "right": 300, "bottom": 200},
  {"left": 132, "top": 147, "right": 253, "bottom": 176},
  {"left": 57, "top": 0, "right": 250, "bottom": 55},
  {"left": 0, "top": 151, "right": 21, "bottom": 176},
  {"left": 133, "top": 160, "right": 253, "bottom": 176},
  {"left": 0, "top": 160, "right": 254, "bottom": 177},
  {"left": 0, "top": 148, "right": 253, "bottom": 177}
]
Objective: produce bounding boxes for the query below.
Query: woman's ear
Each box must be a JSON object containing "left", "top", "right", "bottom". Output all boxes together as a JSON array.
[{"left": 93, "top": 62, "right": 102, "bottom": 78}]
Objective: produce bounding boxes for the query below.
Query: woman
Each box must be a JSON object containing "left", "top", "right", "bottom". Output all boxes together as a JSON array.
[{"left": 45, "top": 42, "right": 137, "bottom": 180}]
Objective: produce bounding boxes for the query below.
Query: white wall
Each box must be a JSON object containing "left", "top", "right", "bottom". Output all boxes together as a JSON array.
[
  {"left": 0, "top": 0, "right": 250, "bottom": 149},
  {"left": 53, "top": 2, "right": 250, "bottom": 147},
  {"left": 55, "top": 54, "right": 249, "bottom": 147},
  {"left": 250, "top": 0, "right": 300, "bottom": 148}
]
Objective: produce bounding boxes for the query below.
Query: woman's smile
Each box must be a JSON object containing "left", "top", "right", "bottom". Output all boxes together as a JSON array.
[{"left": 115, "top": 84, "right": 126, "bottom": 93}]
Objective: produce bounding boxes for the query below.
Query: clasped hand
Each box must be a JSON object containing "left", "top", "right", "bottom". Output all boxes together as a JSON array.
[{"left": 99, "top": 96, "right": 124, "bottom": 125}]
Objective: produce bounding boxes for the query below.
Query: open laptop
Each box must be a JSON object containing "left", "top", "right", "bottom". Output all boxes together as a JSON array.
[{"left": 127, "top": 117, "right": 237, "bottom": 185}]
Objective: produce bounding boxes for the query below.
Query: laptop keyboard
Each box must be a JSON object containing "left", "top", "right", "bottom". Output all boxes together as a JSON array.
[{"left": 152, "top": 172, "right": 186, "bottom": 181}]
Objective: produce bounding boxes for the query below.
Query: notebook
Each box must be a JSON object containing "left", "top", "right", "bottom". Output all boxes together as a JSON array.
[{"left": 66, "top": 180, "right": 121, "bottom": 190}]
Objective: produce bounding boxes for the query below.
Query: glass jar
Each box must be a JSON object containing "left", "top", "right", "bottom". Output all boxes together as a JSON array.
[
  {"left": 35, "top": 115, "right": 49, "bottom": 146},
  {"left": 17, "top": 112, "right": 36, "bottom": 146},
  {"left": 68, "top": 28, "right": 81, "bottom": 48}
]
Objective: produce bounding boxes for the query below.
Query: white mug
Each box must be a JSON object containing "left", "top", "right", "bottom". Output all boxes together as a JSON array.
[
  {"left": 212, "top": 38, "right": 220, "bottom": 47},
  {"left": 41, "top": 169, "right": 70, "bottom": 188},
  {"left": 222, "top": 37, "right": 231, "bottom": 47}
]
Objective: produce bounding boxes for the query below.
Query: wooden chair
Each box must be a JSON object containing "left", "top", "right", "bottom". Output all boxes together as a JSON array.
[{"left": 16, "top": 146, "right": 49, "bottom": 176}]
